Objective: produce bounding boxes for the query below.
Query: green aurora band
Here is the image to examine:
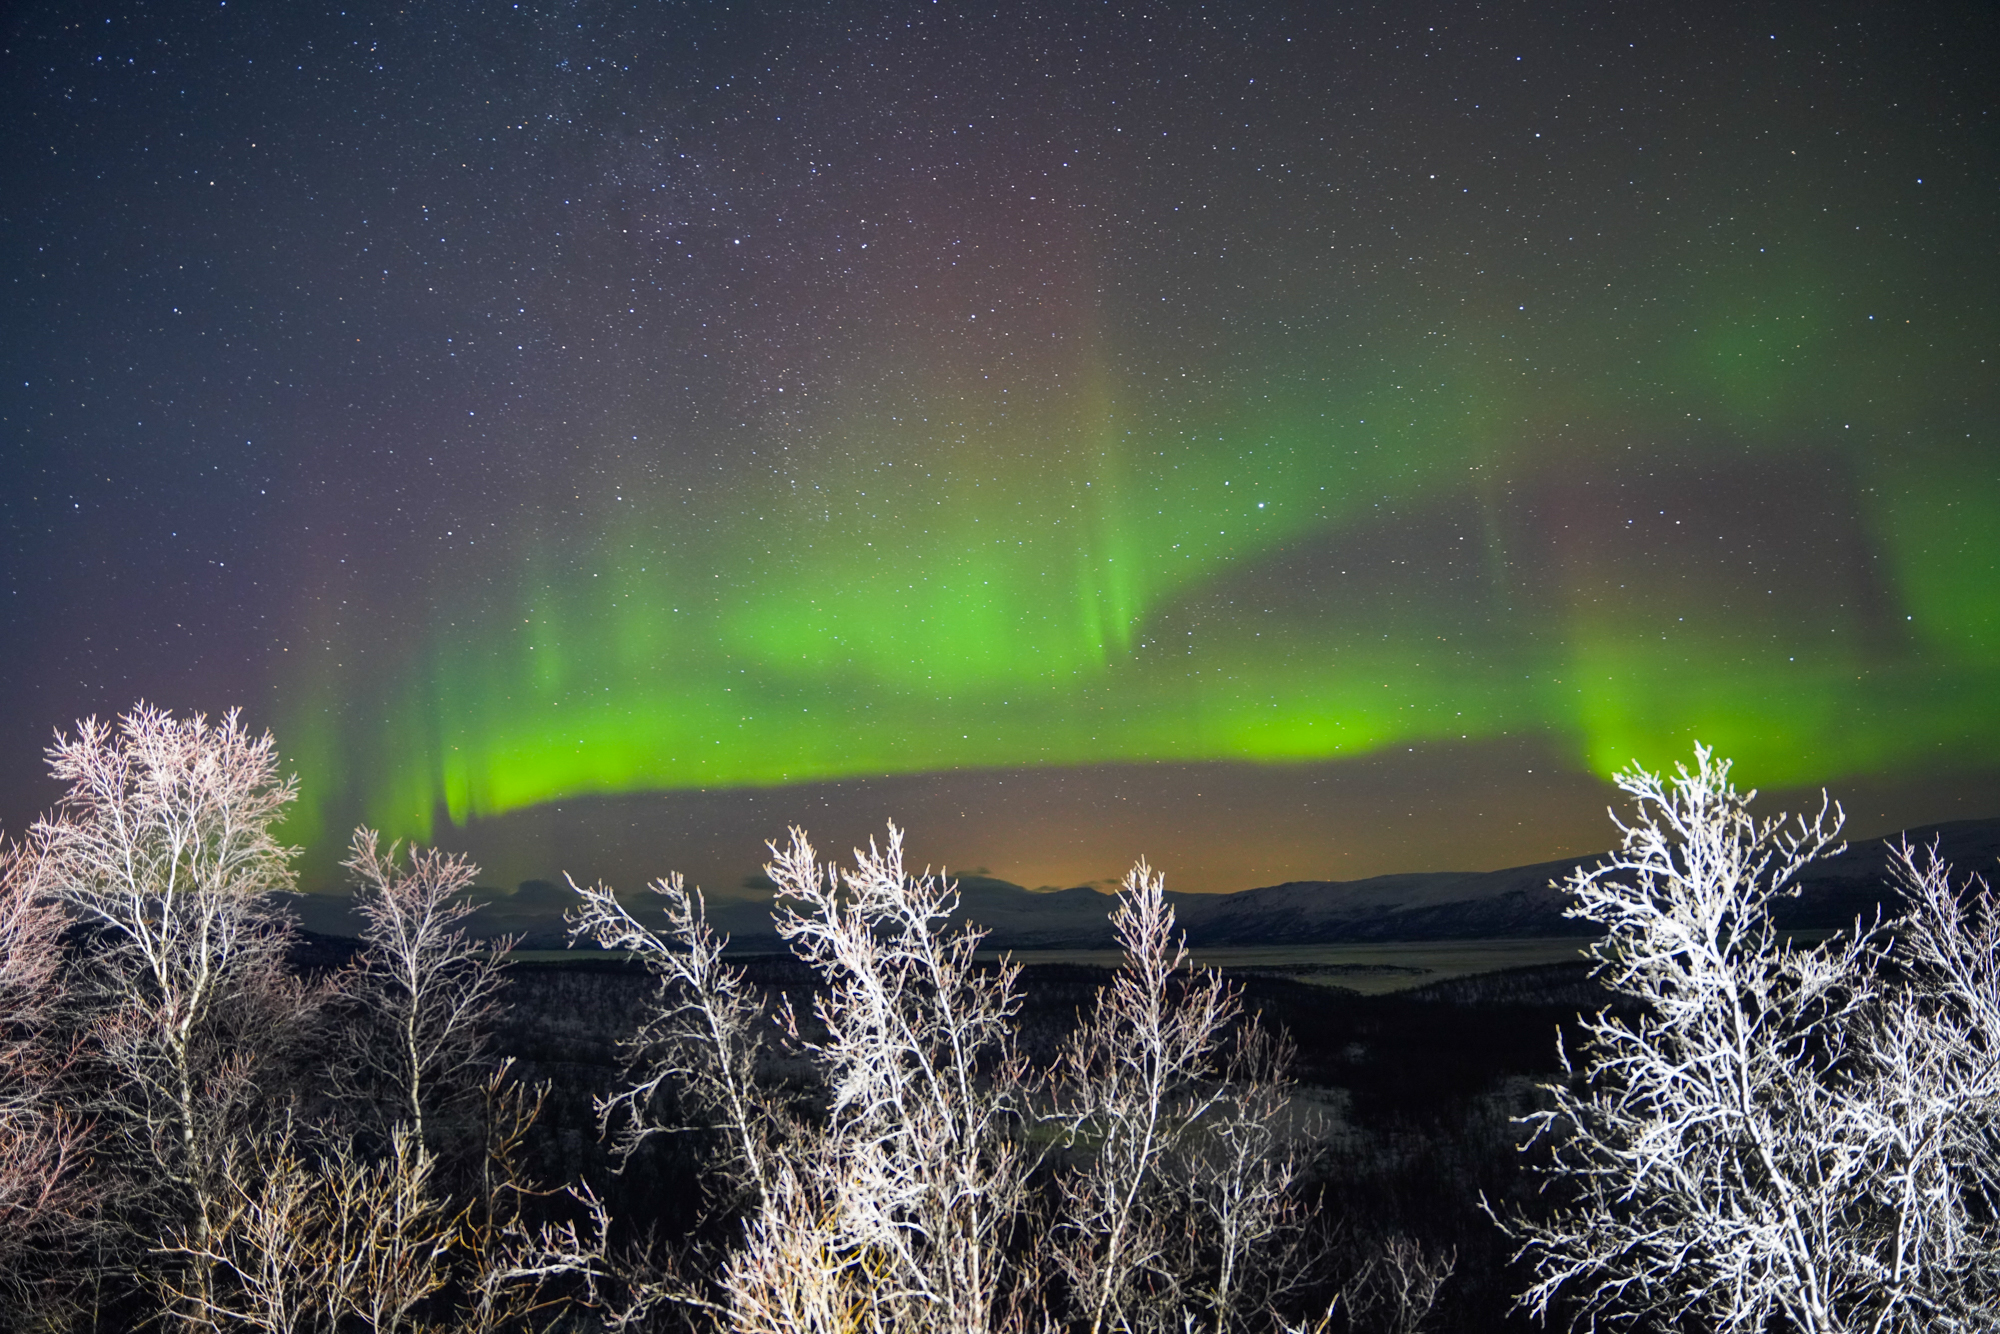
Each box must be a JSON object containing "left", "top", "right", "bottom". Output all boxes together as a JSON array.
[{"left": 279, "top": 198, "right": 1999, "bottom": 852}]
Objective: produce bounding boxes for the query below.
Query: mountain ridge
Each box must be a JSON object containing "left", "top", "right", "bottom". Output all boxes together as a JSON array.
[{"left": 277, "top": 816, "right": 2000, "bottom": 951}]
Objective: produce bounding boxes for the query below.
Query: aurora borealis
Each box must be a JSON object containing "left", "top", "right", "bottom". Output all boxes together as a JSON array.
[{"left": 3, "top": 0, "right": 1997, "bottom": 896}]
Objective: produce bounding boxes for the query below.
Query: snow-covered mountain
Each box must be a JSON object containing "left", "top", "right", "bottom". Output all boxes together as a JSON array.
[{"left": 280, "top": 816, "right": 2000, "bottom": 951}]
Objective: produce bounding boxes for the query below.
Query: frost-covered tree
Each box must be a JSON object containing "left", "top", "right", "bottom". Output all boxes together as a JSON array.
[
  {"left": 565, "top": 865, "right": 779, "bottom": 1207},
  {"left": 1490, "top": 744, "right": 2000, "bottom": 1333},
  {"left": 1055, "top": 860, "right": 1309, "bottom": 1334},
  {"left": 343, "top": 827, "right": 513, "bottom": 1154},
  {"left": 19, "top": 705, "right": 321, "bottom": 1308},
  {"left": 570, "top": 822, "right": 1323, "bottom": 1334},
  {"left": 573, "top": 824, "right": 1033, "bottom": 1334},
  {"left": 0, "top": 837, "right": 94, "bottom": 1315},
  {"left": 155, "top": 1122, "right": 454, "bottom": 1334}
]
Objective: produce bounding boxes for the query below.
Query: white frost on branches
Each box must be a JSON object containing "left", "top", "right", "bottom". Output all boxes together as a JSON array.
[
  {"left": 0, "top": 837, "right": 93, "bottom": 1311},
  {"left": 1055, "top": 859, "right": 1305, "bottom": 1334},
  {"left": 743, "top": 824, "right": 1032, "bottom": 1334},
  {"left": 566, "top": 868, "right": 779, "bottom": 1201},
  {"left": 345, "top": 827, "right": 513, "bottom": 1151},
  {"left": 569, "top": 822, "right": 1322, "bottom": 1334},
  {"left": 21, "top": 705, "right": 316, "bottom": 1271},
  {"left": 1490, "top": 744, "right": 2000, "bottom": 1333}
]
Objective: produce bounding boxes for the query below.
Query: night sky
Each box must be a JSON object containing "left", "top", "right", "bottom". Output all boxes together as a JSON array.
[{"left": 4, "top": 0, "right": 1997, "bottom": 900}]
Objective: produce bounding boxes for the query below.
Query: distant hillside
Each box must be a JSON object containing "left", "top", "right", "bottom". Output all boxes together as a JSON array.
[
  {"left": 1171, "top": 816, "right": 2000, "bottom": 945},
  {"left": 278, "top": 816, "right": 2000, "bottom": 952},
  {"left": 1772, "top": 817, "right": 2000, "bottom": 930},
  {"left": 1173, "top": 859, "right": 1596, "bottom": 946}
]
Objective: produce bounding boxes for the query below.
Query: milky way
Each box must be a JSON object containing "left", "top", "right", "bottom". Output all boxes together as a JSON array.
[{"left": 4, "top": 1, "right": 1995, "bottom": 892}]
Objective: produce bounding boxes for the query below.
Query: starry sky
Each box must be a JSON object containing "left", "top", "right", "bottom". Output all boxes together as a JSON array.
[{"left": 4, "top": 0, "right": 1997, "bottom": 899}]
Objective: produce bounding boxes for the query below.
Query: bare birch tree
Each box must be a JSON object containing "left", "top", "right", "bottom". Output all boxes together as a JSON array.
[
  {"left": 1055, "top": 859, "right": 1240, "bottom": 1334},
  {"left": 19, "top": 705, "right": 317, "bottom": 1294},
  {"left": 157, "top": 1061, "right": 631, "bottom": 1334},
  {"left": 1180, "top": 1028, "right": 1317, "bottom": 1334},
  {"left": 1844, "top": 841, "right": 2000, "bottom": 1326},
  {"left": 454, "top": 1058, "right": 634, "bottom": 1334},
  {"left": 565, "top": 869, "right": 780, "bottom": 1203},
  {"left": 156, "top": 1123, "right": 454, "bottom": 1334},
  {"left": 571, "top": 823, "right": 1329, "bottom": 1334},
  {"left": 344, "top": 827, "right": 514, "bottom": 1153},
  {"left": 0, "top": 838, "right": 95, "bottom": 1316},
  {"left": 1334, "top": 1235, "right": 1455, "bottom": 1334},
  {"left": 570, "top": 825, "right": 1037, "bottom": 1333},
  {"left": 1055, "top": 861, "right": 1314, "bottom": 1334},
  {"left": 756, "top": 824, "right": 1034, "bottom": 1334},
  {"left": 1489, "top": 744, "right": 2000, "bottom": 1333}
]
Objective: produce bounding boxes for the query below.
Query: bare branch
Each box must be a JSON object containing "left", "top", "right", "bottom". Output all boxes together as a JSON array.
[
  {"left": 344, "top": 827, "right": 513, "bottom": 1151},
  {"left": 565, "top": 869, "right": 780, "bottom": 1200},
  {"left": 1489, "top": 744, "right": 2000, "bottom": 1333},
  {"left": 577, "top": 824, "right": 1330, "bottom": 1334},
  {"left": 760, "top": 823, "right": 1033, "bottom": 1334},
  {"left": 1337, "top": 1234, "right": 1455, "bottom": 1334},
  {"left": 1055, "top": 858, "right": 1251, "bottom": 1334},
  {"left": 155, "top": 1121, "right": 454, "bottom": 1334},
  {"left": 19, "top": 704, "right": 309, "bottom": 1305},
  {"left": 0, "top": 838, "right": 96, "bottom": 1315}
]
